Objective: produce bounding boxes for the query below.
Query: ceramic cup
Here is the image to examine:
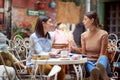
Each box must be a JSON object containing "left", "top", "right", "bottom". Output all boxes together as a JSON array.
[{"left": 60, "top": 50, "right": 69, "bottom": 58}]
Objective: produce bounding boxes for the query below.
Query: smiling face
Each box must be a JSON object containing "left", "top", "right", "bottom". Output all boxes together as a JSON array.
[
  {"left": 82, "top": 15, "right": 94, "bottom": 29},
  {"left": 44, "top": 18, "right": 53, "bottom": 28},
  {"left": 42, "top": 18, "right": 53, "bottom": 31}
]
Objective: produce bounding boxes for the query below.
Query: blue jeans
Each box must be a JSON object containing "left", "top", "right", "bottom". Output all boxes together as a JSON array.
[{"left": 84, "top": 55, "right": 111, "bottom": 77}]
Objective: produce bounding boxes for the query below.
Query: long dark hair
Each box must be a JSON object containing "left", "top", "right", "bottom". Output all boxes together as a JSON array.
[
  {"left": 85, "top": 11, "right": 102, "bottom": 27},
  {"left": 34, "top": 15, "right": 51, "bottom": 38}
]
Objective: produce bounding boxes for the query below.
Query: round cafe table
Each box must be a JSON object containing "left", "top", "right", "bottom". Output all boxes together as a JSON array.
[{"left": 31, "top": 56, "right": 87, "bottom": 80}]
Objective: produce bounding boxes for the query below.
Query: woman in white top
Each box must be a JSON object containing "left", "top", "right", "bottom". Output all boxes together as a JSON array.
[{"left": 27, "top": 16, "right": 64, "bottom": 80}]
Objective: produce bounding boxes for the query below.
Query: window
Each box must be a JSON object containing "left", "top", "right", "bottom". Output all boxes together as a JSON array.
[{"left": 105, "top": 2, "right": 120, "bottom": 38}]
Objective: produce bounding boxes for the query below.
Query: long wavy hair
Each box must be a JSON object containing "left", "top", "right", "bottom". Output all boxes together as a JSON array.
[{"left": 34, "top": 15, "right": 51, "bottom": 38}]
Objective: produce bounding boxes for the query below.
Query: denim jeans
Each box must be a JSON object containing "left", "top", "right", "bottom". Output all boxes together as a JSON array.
[{"left": 84, "top": 55, "right": 111, "bottom": 77}]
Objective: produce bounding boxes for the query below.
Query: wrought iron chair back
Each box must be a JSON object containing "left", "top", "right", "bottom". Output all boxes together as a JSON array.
[
  {"left": 9, "top": 35, "right": 32, "bottom": 79},
  {"left": 108, "top": 33, "right": 118, "bottom": 45}
]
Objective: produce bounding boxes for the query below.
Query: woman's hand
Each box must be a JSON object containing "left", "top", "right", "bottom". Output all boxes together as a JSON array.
[
  {"left": 70, "top": 46, "right": 82, "bottom": 54},
  {"left": 49, "top": 49, "right": 61, "bottom": 58},
  {"left": 49, "top": 52, "right": 56, "bottom": 58}
]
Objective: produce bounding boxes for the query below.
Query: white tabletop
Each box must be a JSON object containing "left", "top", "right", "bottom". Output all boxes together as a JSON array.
[{"left": 31, "top": 58, "right": 87, "bottom": 65}]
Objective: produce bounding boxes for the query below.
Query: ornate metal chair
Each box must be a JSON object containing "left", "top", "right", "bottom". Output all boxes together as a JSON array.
[
  {"left": 107, "top": 33, "right": 120, "bottom": 79},
  {"left": 108, "top": 33, "right": 118, "bottom": 46},
  {"left": 107, "top": 33, "right": 118, "bottom": 63},
  {"left": 9, "top": 35, "right": 32, "bottom": 79}
]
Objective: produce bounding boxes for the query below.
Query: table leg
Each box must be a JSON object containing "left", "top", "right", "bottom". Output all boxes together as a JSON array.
[
  {"left": 73, "top": 64, "right": 83, "bottom": 80},
  {"left": 30, "top": 64, "right": 38, "bottom": 79}
]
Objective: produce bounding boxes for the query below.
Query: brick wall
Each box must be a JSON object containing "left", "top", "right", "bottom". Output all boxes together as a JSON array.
[
  {"left": 0, "top": 0, "right": 4, "bottom": 8},
  {"left": 12, "top": 0, "right": 57, "bottom": 31}
]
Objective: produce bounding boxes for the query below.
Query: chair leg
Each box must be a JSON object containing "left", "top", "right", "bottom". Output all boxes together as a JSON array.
[{"left": 73, "top": 64, "right": 83, "bottom": 80}]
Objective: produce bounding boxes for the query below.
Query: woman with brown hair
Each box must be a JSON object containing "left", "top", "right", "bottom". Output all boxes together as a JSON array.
[{"left": 81, "top": 11, "right": 111, "bottom": 80}]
